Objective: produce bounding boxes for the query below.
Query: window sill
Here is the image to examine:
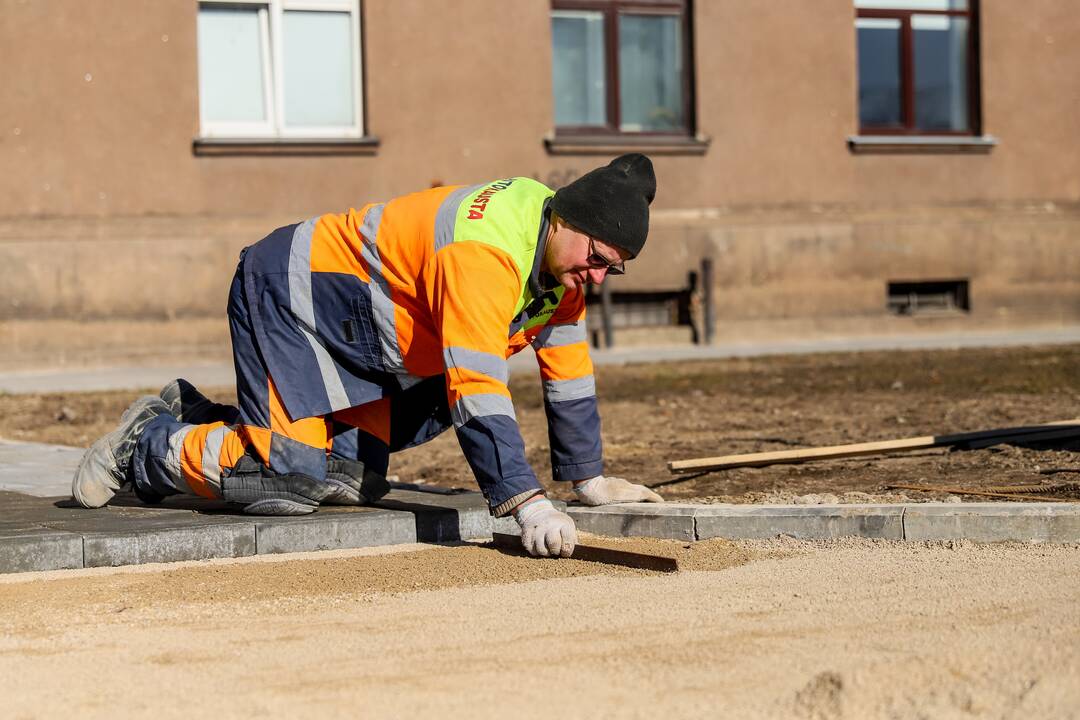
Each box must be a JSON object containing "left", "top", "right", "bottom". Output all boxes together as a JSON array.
[
  {"left": 193, "top": 136, "right": 380, "bottom": 157},
  {"left": 544, "top": 133, "right": 709, "bottom": 156},
  {"left": 847, "top": 135, "right": 998, "bottom": 155}
]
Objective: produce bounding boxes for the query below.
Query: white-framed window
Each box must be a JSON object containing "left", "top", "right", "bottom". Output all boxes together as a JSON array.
[{"left": 196, "top": 0, "right": 364, "bottom": 139}]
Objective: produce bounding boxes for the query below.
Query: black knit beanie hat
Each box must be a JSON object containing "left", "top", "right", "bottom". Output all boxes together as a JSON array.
[{"left": 549, "top": 153, "right": 656, "bottom": 259}]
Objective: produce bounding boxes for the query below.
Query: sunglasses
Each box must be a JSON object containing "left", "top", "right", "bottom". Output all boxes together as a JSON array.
[{"left": 586, "top": 236, "right": 626, "bottom": 275}]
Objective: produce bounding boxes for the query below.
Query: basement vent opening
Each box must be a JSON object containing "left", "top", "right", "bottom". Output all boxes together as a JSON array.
[{"left": 887, "top": 279, "right": 970, "bottom": 315}]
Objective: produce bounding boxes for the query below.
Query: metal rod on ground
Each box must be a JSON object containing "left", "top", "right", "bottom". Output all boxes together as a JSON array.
[
  {"left": 490, "top": 533, "right": 679, "bottom": 572},
  {"left": 963, "top": 426, "right": 1080, "bottom": 449},
  {"left": 701, "top": 257, "right": 715, "bottom": 345},
  {"left": 976, "top": 483, "right": 1080, "bottom": 494},
  {"left": 884, "top": 483, "right": 1074, "bottom": 502},
  {"left": 600, "top": 280, "right": 614, "bottom": 348},
  {"left": 667, "top": 420, "right": 1080, "bottom": 474}
]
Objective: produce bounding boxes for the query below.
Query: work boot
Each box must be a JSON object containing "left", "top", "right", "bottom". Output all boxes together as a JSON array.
[
  {"left": 72, "top": 395, "right": 171, "bottom": 508},
  {"left": 159, "top": 378, "right": 240, "bottom": 425},
  {"left": 323, "top": 458, "right": 391, "bottom": 506},
  {"left": 220, "top": 454, "right": 336, "bottom": 515}
]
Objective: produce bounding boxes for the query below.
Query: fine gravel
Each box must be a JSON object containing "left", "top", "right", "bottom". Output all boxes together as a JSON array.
[{"left": 1, "top": 537, "right": 1077, "bottom": 719}]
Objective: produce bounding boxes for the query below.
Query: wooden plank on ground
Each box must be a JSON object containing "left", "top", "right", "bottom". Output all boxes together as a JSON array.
[
  {"left": 668, "top": 420, "right": 1080, "bottom": 474},
  {"left": 490, "top": 532, "right": 679, "bottom": 573}
]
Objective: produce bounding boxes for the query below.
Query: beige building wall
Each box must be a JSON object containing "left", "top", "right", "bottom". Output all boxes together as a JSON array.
[{"left": 1, "top": 0, "right": 1078, "bottom": 369}]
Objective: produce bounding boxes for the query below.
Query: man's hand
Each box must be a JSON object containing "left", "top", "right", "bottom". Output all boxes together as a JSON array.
[
  {"left": 513, "top": 496, "right": 577, "bottom": 558},
  {"left": 573, "top": 475, "right": 664, "bottom": 506}
]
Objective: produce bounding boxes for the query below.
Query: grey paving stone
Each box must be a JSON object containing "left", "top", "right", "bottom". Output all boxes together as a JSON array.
[
  {"left": 82, "top": 522, "right": 256, "bottom": 567},
  {"left": 491, "top": 515, "right": 520, "bottom": 536},
  {"left": 33, "top": 504, "right": 256, "bottom": 535},
  {"left": 903, "top": 503, "right": 1080, "bottom": 543},
  {"left": 255, "top": 508, "right": 415, "bottom": 554},
  {"left": 568, "top": 504, "right": 697, "bottom": 541},
  {"left": 695, "top": 504, "right": 905, "bottom": 541},
  {"left": 0, "top": 523, "right": 54, "bottom": 535},
  {"left": 376, "top": 489, "right": 494, "bottom": 542},
  {"left": 1, "top": 493, "right": 252, "bottom": 535},
  {"left": 0, "top": 529, "right": 84, "bottom": 573},
  {"left": 1, "top": 491, "right": 96, "bottom": 524},
  {"left": 374, "top": 489, "right": 564, "bottom": 541}
]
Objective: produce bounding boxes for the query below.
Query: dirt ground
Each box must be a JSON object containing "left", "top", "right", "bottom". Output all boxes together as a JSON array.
[
  {"left": 1, "top": 536, "right": 1077, "bottom": 718},
  {"left": 2, "top": 344, "right": 1079, "bottom": 504}
]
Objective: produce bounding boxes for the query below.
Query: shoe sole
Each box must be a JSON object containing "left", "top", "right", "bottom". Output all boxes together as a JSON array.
[
  {"left": 317, "top": 477, "right": 364, "bottom": 506},
  {"left": 241, "top": 498, "right": 317, "bottom": 515}
]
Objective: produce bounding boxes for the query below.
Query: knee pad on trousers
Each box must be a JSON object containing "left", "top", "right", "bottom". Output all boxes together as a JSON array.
[
  {"left": 326, "top": 458, "right": 390, "bottom": 505},
  {"left": 220, "top": 453, "right": 335, "bottom": 515}
]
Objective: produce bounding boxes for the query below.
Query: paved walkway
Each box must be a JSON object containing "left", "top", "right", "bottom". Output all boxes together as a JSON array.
[
  {"left": 2, "top": 326, "right": 1078, "bottom": 394},
  {"left": 2, "top": 438, "right": 1078, "bottom": 574}
]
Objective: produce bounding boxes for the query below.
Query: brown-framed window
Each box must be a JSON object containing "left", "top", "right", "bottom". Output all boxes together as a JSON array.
[
  {"left": 551, "top": 0, "right": 693, "bottom": 137},
  {"left": 855, "top": 0, "right": 980, "bottom": 135}
]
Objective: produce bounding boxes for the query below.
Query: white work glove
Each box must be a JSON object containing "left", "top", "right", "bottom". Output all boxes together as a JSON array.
[
  {"left": 573, "top": 475, "right": 664, "bottom": 506},
  {"left": 513, "top": 496, "right": 577, "bottom": 558}
]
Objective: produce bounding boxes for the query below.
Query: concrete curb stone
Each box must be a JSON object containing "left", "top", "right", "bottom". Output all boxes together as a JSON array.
[
  {"left": 0, "top": 528, "right": 84, "bottom": 573},
  {"left": 566, "top": 504, "right": 697, "bottom": 541},
  {"left": 568, "top": 502, "right": 1080, "bottom": 543},
  {"left": 693, "top": 504, "right": 904, "bottom": 541},
  {"left": 376, "top": 489, "right": 494, "bottom": 542},
  {"left": 254, "top": 509, "right": 415, "bottom": 554},
  {"left": 82, "top": 523, "right": 257, "bottom": 568},
  {"left": 373, "top": 489, "right": 561, "bottom": 541},
  {"left": 903, "top": 503, "right": 1080, "bottom": 543}
]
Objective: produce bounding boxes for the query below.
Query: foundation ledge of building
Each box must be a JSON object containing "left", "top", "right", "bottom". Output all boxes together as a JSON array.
[
  {"left": 192, "top": 136, "right": 381, "bottom": 157},
  {"left": 847, "top": 134, "right": 998, "bottom": 155}
]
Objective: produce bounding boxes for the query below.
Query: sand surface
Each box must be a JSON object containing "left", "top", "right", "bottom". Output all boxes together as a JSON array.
[{"left": 2, "top": 536, "right": 1078, "bottom": 719}]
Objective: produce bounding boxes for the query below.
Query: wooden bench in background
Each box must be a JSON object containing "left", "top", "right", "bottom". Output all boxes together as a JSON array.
[{"left": 584, "top": 258, "right": 716, "bottom": 349}]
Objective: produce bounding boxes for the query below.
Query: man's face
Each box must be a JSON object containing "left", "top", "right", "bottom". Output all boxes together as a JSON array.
[{"left": 544, "top": 220, "right": 631, "bottom": 291}]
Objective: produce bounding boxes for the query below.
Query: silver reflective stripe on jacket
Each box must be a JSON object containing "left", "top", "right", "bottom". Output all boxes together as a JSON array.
[
  {"left": 200, "top": 424, "right": 230, "bottom": 494},
  {"left": 288, "top": 218, "right": 353, "bottom": 411},
  {"left": 358, "top": 204, "right": 407, "bottom": 375},
  {"left": 433, "top": 184, "right": 483, "bottom": 252},
  {"left": 450, "top": 393, "right": 517, "bottom": 426},
  {"left": 531, "top": 319, "right": 587, "bottom": 349},
  {"left": 443, "top": 346, "right": 510, "bottom": 385},
  {"left": 165, "top": 424, "right": 195, "bottom": 495},
  {"left": 542, "top": 375, "right": 596, "bottom": 403}
]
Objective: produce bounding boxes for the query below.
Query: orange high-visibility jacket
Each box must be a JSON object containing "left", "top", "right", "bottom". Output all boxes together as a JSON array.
[{"left": 239, "top": 177, "right": 603, "bottom": 514}]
